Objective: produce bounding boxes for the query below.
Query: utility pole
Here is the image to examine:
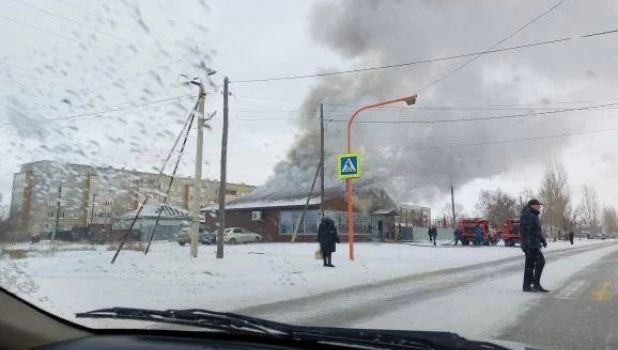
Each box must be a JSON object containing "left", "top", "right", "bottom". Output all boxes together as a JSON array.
[
  {"left": 90, "top": 191, "right": 97, "bottom": 226},
  {"left": 320, "top": 103, "right": 325, "bottom": 219},
  {"left": 450, "top": 185, "right": 456, "bottom": 227},
  {"left": 190, "top": 81, "right": 207, "bottom": 258},
  {"left": 52, "top": 185, "right": 62, "bottom": 243},
  {"left": 216, "top": 77, "right": 229, "bottom": 259}
]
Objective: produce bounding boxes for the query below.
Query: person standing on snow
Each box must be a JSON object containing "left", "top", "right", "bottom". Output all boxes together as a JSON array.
[
  {"left": 475, "top": 224, "right": 483, "bottom": 246},
  {"left": 433, "top": 226, "right": 438, "bottom": 246},
  {"left": 428, "top": 226, "right": 433, "bottom": 243},
  {"left": 453, "top": 227, "right": 463, "bottom": 246},
  {"left": 568, "top": 230, "right": 574, "bottom": 245},
  {"left": 317, "top": 216, "right": 340, "bottom": 267},
  {"left": 429, "top": 226, "right": 438, "bottom": 246},
  {"left": 520, "top": 199, "right": 549, "bottom": 293}
]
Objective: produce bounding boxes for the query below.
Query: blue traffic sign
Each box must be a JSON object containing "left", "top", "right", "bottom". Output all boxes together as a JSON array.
[{"left": 336, "top": 153, "right": 362, "bottom": 179}]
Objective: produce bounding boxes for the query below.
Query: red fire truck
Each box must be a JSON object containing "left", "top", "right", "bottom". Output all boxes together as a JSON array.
[
  {"left": 499, "top": 219, "right": 520, "bottom": 247},
  {"left": 456, "top": 218, "right": 499, "bottom": 245}
]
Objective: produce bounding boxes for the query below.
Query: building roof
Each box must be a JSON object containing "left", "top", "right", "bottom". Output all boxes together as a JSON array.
[
  {"left": 203, "top": 196, "right": 321, "bottom": 211},
  {"left": 119, "top": 205, "right": 190, "bottom": 220},
  {"left": 374, "top": 208, "right": 399, "bottom": 215},
  {"left": 202, "top": 186, "right": 398, "bottom": 214}
]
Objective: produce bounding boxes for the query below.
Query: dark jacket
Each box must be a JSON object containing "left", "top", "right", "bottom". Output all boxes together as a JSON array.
[
  {"left": 429, "top": 227, "right": 438, "bottom": 238},
  {"left": 318, "top": 218, "right": 340, "bottom": 253},
  {"left": 519, "top": 205, "right": 545, "bottom": 251}
]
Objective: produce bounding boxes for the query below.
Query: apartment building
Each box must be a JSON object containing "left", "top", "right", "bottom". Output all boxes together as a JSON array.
[{"left": 9, "top": 160, "right": 255, "bottom": 236}]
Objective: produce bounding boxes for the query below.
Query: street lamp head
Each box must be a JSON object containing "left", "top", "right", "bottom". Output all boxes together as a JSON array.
[{"left": 403, "top": 94, "right": 418, "bottom": 106}]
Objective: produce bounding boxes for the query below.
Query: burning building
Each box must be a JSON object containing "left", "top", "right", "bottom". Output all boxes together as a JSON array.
[{"left": 202, "top": 187, "right": 400, "bottom": 242}]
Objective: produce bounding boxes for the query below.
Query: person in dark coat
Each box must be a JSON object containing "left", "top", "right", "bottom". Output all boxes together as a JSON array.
[
  {"left": 520, "top": 199, "right": 549, "bottom": 293},
  {"left": 317, "top": 217, "right": 340, "bottom": 267},
  {"left": 428, "top": 226, "right": 438, "bottom": 246},
  {"left": 453, "top": 228, "right": 463, "bottom": 246},
  {"left": 568, "top": 231, "right": 574, "bottom": 245},
  {"left": 432, "top": 226, "right": 438, "bottom": 245}
]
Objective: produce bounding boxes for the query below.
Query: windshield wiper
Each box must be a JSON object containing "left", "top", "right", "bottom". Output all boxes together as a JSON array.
[
  {"left": 76, "top": 307, "right": 509, "bottom": 350},
  {"left": 76, "top": 307, "right": 291, "bottom": 335}
]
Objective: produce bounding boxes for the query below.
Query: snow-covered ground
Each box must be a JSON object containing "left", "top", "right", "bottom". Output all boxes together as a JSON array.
[
  {"left": 354, "top": 242, "right": 618, "bottom": 340},
  {"left": 0, "top": 239, "right": 612, "bottom": 329}
]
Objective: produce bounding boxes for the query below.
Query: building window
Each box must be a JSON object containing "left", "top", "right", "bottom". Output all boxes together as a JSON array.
[
  {"left": 279, "top": 210, "right": 320, "bottom": 235},
  {"left": 322, "top": 210, "right": 373, "bottom": 236}
]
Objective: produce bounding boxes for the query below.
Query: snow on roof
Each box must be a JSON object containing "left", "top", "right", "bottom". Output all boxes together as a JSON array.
[
  {"left": 119, "top": 205, "right": 190, "bottom": 219},
  {"left": 373, "top": 208, "right": 398, "bottom": 215},
  {"left": 202, "top": 196, "right": 321, "bottom": 211}
]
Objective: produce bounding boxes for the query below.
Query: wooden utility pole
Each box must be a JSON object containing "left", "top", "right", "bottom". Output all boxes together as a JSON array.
[
  {"left": 52, "top": 185, "right": 62, "bottom": 243},
  {"left": 291, "top": 162, "right": 321, "bottom": 242},
  {"left": 190, "top": 82, "right": 207, "bottom": 258},
  {"left": 450, "top": 185, "right": 456, "bottom": 227},
  {"left": 216, "top": 77, "right": 229, "bottom": 259},
  {"left": 320, "top": 103, "right": 325, "bottom": 219}
]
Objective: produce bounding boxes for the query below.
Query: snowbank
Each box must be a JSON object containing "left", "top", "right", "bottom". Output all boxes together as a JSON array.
[{"left": 0, "top": 239, "right": 610, "bottom": 328}]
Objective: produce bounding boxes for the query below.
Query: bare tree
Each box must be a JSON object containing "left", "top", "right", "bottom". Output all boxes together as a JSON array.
[
  {"left": 442, "top": 202, "right": 464, "bottom": 226},
  {"left": 476, "top": 189, "right": 518, "bottom": 229},
  {"left": 579, "top": 185, "right": 600, "bottom": 230},
  {"left": 518, "top": 188, "right": 537, "bottom": 208},
  {"left": 602, "top": 205, "right": 617, "bottom": 236},
  {"left": 538, "top": 162, "right": 571, "bottom": 241}
]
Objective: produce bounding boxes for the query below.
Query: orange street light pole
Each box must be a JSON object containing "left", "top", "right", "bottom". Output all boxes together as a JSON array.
[{"left": 346, "top": 94, "right": 417, "bottom": 261}]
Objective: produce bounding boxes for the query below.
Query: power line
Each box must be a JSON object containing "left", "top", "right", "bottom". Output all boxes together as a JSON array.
[
  {"left": 228, "top": 101, "right": 618, "bottom": 123},
  {"left": 231, "top": 27, "right": 618, "bottom": 84},
  {"left": 0, "top": 93, "right": 194, "bottom": 129},
  {"left": 232, "top": 103, "right": 618, "bottom": 114},
  {"left": 9, "top": 0, "right": 160, "bottom": 54},
  {"left": 419, "top": 0, "right": 567, "bottom": 92},
  {"left": 326, "top": 101, "right": 618, "bottom": 124},
  {"left": 300, "top": 125, "right": 618, "bottom": 158},
  {"left": 0, "top": 68, "right": 87, "bottom": 89},
  {"left": 0, "top": 14, "right": 158, "bottom": 69},
  {"left": 409, "top": 125, "right": 618, "bottom": 152},
  {"left": 51, "top": 0, "right": 173, "bottom": 47}
]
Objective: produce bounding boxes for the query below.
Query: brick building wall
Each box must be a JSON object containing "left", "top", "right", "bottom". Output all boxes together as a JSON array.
[{"left": 203, "top": 196, "right": 395, "bottom": 243}]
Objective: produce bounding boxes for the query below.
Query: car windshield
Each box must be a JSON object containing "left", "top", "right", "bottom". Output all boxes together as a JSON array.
[{"left": 1, "top": 1, "right": 617, "bottom": 350}]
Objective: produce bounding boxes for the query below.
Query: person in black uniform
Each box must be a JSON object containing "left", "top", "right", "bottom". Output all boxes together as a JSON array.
[{"left": 520, "top": 199, "right": 549, "bottom": 293}]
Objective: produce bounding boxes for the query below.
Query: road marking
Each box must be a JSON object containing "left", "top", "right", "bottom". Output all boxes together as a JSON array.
[
  {"left": 591, "top": 279, "right": 613, "bottom": 301},
  {"left": 555, "top": 280, "right": 589, "bottom": 300}
]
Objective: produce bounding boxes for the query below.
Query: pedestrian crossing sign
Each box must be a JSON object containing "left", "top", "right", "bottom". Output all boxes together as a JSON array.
[{"left": 336, "top": 153, "right": 362, "bottom": 179}]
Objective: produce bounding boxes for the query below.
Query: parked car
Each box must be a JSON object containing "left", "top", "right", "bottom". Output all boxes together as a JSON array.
[
  {"left": 176, "top": 229, "right": 216, "bottom": 246},
  {"left": 592, "top": 233, "right": 606, "bottom": 240},
  {"left": 224, "top": 227, "right": 263, "bottom": 244}
]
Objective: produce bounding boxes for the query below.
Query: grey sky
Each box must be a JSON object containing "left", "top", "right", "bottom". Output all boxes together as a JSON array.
[{"left": 2, "top": 0, "right": 618, "bottom": 216}]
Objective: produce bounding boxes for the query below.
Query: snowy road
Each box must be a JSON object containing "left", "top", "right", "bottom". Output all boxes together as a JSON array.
[
  {"left": 497, "top": 247, "right": 618, "bottom": 350},
  {"left": 236, "top": 242, "right": 618, "bottom": 348}
]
